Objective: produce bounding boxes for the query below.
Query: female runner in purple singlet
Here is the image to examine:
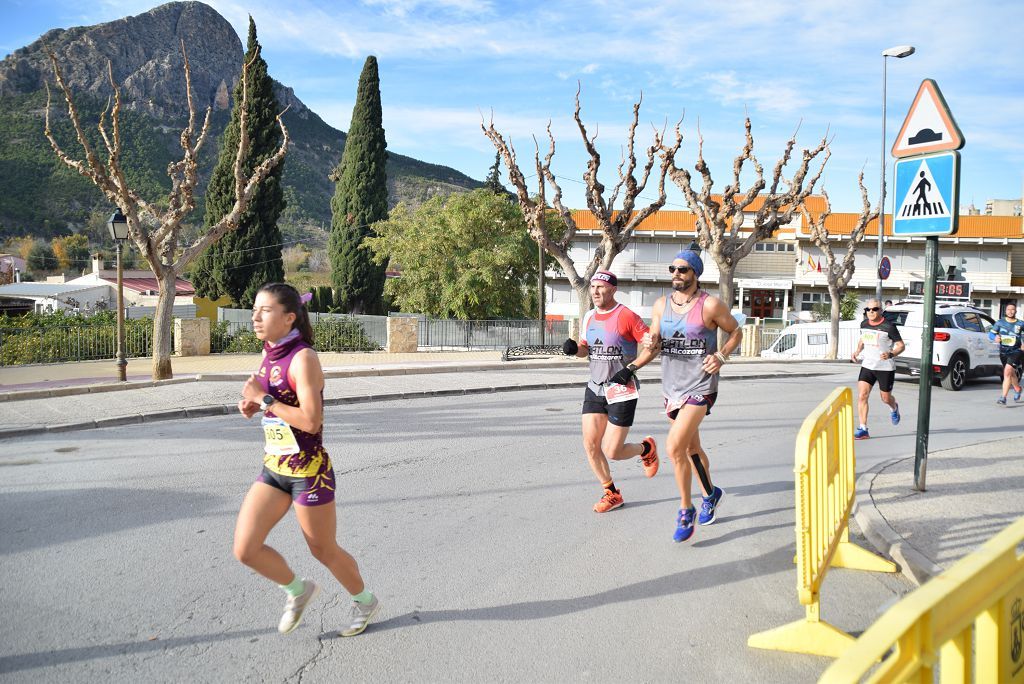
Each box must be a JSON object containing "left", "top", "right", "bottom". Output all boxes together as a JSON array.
[{"left": 234, "top": 283, "right": 379, "bottom": 637}]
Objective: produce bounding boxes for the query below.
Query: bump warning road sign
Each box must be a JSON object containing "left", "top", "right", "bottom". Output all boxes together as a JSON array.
[
  {"left": 892, "top": 79, "right": 964, "bottom": 158},
  {"left": 892, "top": 151, "right": 960, "bottom": 236}
]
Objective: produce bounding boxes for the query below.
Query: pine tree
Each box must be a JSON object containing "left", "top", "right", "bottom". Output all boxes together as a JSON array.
[
  {"left": 329, "top": 56, "right": 388, "bottom": 314},
  {"left": 192, "top": 17, "right": 286, "bottom": 308}
]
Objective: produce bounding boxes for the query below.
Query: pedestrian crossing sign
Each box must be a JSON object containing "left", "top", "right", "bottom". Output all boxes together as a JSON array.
[{"left": 892, "top": 151, "right": 959, "bottom": 236}]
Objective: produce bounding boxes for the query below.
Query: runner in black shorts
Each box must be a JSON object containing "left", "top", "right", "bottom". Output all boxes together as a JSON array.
[
  {"left": 234, "top": 284, "right": 379, "bottom": 638},
  {"left": 991, "top": 303, "right": 1023, "bottom": 405},
  {"left": 851, "top": 298, "right": 905, "bottom": 439},
  {"left": 563, "top": 271, "right": 660, "bottom": 513}
]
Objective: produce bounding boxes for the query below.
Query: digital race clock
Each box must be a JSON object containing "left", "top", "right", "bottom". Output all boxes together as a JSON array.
[{"left": 907, "top": 280, "right": 972, "bottom": 301}]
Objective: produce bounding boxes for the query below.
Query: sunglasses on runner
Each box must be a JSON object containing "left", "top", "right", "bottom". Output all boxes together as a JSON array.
[
  {"left": 668, "top": 265, "right": 693, "bottom": 274},
  {"left": 864, "top": 307, "right": 881, "bottom": 312}
]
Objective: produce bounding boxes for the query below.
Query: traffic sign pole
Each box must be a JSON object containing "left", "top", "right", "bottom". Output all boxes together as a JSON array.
[{"left": 914, "top": 236, "right": 939, "bottom": 491}]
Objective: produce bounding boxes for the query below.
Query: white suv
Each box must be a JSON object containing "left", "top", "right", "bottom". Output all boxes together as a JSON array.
[{"left": 887, "top": 301, "right": 1003, "bottom": 391}]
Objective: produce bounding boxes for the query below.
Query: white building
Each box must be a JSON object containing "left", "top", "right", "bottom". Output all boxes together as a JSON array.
[{"left": 544, "top": 198, "right": 1023, "bottom": 322}]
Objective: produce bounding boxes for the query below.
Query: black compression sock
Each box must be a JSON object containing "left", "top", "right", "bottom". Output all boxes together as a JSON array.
[
  {"left": 640, "top": 441, "right": 651, "bottom": 457},
  {"left": 603, "top": 481, "right": 619, "bottom": 494},
  {"left": 690, "top": 453, "right": 713, "bottom": 494}
]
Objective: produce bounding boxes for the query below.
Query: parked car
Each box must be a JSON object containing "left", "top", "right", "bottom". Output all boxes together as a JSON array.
[
  {"left": 887, "top": 301, "right": 1002, "bottom": 391},
  {"left": 759, "top": 320, "right": 862, "bottom": 359}
]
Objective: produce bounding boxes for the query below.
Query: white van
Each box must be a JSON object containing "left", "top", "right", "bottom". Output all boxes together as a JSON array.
[{"left": 760, "top": 320, "right": 862, "bottom": 359}]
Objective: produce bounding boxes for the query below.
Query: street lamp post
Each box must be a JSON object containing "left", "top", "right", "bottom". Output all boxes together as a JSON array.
[
  {"left": 107, "top": 208, "right": 129, "bottom": 382},
  {"left": 876, "top": 45, "right": 915, "bottom": 303}
]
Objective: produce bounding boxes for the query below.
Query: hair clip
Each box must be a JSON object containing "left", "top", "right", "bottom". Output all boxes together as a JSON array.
[{"left": 300, "top": 292, "right": 313, "bottom": 304}]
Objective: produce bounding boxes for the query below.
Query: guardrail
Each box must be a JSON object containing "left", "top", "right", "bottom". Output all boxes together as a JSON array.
[
  {"left": 820, "top": 516, "right": 1024, "bottom": 683},
  {"left": 748, "top": 386, "right": 896, "bottom": 658}
]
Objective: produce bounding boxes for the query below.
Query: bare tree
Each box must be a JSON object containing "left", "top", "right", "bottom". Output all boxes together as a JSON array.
[
  {"left": 800, "top": 172, "right": 878, "bottom": 359},
  {"left": 44, "top": 42, "right": 288, "bottom": 379},
  {"left": 663, "top": 118, "right": 830, "bottom": 322},
  {"left": 482, "top": 87, "right": 682, "bottom": 320}
]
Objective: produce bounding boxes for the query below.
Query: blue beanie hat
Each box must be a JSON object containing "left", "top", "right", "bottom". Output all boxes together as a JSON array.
[{"left": 674, "top": 250, "right": 704, "bottom": 277}]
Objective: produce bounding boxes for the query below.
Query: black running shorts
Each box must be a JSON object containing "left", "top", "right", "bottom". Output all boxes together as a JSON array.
[
  {"left": 1001, "top": 350, "right": 1023, "bottom": 377},
  {"left": 858, "top": 367, "right": 896, "bottom": 393},
  {"left": 582, "top": 385, "right": 637, "bottom": 427}
]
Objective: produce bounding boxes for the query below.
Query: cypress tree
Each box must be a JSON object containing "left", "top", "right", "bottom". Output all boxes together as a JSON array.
[
  {"left": 484, "top": 152, "right": 504, "bottom": 194},
  {"left": 192, "top": 17, "right": 286, "bottom": 308},
  {"left": 329, "top": 56, "right": 388, "bottom": 314}
]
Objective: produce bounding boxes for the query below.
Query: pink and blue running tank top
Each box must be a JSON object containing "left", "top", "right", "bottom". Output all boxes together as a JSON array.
[
  {"left": 582, "top": 304, "right": 642, "bottom": 386},
  {"left": 660, "top": 291, "right": 718, "bottom": 399},
  {"left": 257, "top": 335, "right": 330, "bottom": 477}
]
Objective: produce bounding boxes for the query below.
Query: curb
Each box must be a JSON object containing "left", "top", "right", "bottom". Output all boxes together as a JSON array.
[
  {"left": 0, "top": 371, "right": 835, "bottom": 440},
  {"left": 853, "top": 457, "right": 945, "bottom": 586}
]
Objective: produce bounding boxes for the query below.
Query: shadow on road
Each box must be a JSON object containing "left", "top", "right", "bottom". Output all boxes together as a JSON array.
[
  {"left": 363, "top": 544, "right": 793, "bottom": 634},
  {"left": 0, "top": 628, "right": 274, "bottom": 674},
  {"left": 0, "top": 488, "right": 225, "bottom": 555}
]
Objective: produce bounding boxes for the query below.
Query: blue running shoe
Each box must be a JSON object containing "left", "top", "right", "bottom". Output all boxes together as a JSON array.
[
  {"left": 997, "top": 396, "right": 1007, "bottom": 406},
  {"left": 698, "top": 486, "right": 724, "bottom": 525},
  {"left": 1015, "top": 387, "right": 1022, "bottom": 402},
  {"left": 673, "top": 507, "right": 696, "bottom": 543},
  {"left": 854, "top": 427, "right": 870, "bottom": 440},
  {"left": 891, "top": 404, "right": 901, "bottom": 426}
]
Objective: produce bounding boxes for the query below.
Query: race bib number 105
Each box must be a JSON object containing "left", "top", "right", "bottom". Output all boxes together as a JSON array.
[{"left": 262, "top": 416, "right": 300, "bottom": 456}]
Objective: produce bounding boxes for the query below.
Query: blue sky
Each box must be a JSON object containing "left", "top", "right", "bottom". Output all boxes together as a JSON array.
[{"left": 3, "top": 0, "right": 1022, "bottom": 213}]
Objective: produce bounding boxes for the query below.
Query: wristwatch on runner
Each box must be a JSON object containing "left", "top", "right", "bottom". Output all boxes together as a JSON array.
[{"left": 259, "top": 394, "right": 275, "bottom": 411}]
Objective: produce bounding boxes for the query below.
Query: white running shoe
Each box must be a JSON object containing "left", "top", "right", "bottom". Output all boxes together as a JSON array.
[
  {"left": 340, "top": 596, "right": 380, "bottom": 637},
  {"left": 278, "top": 579, "right": 319, "bottom": 635}
]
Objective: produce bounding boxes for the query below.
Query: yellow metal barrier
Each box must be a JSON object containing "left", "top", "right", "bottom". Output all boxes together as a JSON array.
[
  {"left": 748, "top": 386, "right": 896, "bottom": 658},
  {"left": 820, "top": 516, "right": 1024, "bottom": 683}
]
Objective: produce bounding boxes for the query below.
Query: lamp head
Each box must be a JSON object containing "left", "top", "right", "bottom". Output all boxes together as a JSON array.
[
  {"left": 882, "top": 45, "right": 915, "bottom": 58},
  {"left": 107, "top": 208, "right": 129, "bottom": 241}
]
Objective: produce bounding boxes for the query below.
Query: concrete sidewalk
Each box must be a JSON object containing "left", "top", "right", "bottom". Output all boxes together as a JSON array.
[
  {"left": 0, "top": 356, "right": 843, "bottom": 437},
  {"left": 854, "top": 434, "right": 1024, "bottom": 586},
  {"left": 0, "top": 350, "right": 510, "bottom": 391}
]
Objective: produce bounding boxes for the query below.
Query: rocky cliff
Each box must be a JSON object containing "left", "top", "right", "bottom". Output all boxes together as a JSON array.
[{"left": 0, "top": 1, "right": 481, "bottom": 237}]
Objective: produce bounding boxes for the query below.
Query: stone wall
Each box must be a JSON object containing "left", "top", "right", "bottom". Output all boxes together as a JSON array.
[
  {"left": 174, "top": 318, "right": 210, "bottom": 357},
  {"left": 386, "top": 317, "right": 419, "bottom": 353}
]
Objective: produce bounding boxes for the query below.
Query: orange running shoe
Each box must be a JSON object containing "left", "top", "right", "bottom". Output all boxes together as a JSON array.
[
  {"left": 640, "top": 436, "right": 659, "bottom": 478},
  {"left": 593, "top": 489, "right": 624, "bottom": 513}
]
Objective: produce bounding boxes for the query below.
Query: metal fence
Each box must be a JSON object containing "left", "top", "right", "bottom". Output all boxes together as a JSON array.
[
  {"left": 419, "top": 318, "right": 571, "bottom": 349},
  {"left": 213, "top": 309, "right": 387, "bottom": 353},
  {"left": 0, "top": 324, "right": 157, "bottom": 366}
]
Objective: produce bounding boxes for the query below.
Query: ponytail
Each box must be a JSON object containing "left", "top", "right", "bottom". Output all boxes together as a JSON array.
[{"left": 257, "top": 283, "right": 314, "bottom": 347}]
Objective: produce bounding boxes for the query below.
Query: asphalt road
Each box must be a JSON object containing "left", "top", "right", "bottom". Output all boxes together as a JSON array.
[{"left": 0, "top": 370, "right": 1010, "bottom": 682}]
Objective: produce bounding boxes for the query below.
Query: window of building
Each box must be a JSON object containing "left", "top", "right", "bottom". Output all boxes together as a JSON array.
[
  {"left": 753, "top": 242, "right": 796, "bottom": 253},
  {"left": 642, "top": 287, "right": 664, "bottom": 306},
  {"left": 633, "top": 242, "right": 659, "bottom": 262},
  {"left": 800, "top": 292, "right": 824, "bottom": 311},
  {"left": 972, "top": 298, "right": 994, "bottom": 314}
]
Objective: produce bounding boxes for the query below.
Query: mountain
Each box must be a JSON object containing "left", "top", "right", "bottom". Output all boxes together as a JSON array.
[{"left": 0, "top": 1, "right": 482, "bottom": 240}]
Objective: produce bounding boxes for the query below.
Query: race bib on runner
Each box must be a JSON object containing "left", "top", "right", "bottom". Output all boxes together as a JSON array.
[
  {"left": 262, "top": 416, "right": 300, "bottom": 456},
  {"left": 605, "top": 381, "right": 639, "bottom": 405},
  {"left": 861, "top": 330, "right": 880, "bottom": 347},
  {"left": 1000, "top": 334, "right": 1018, "bottom": 347}
]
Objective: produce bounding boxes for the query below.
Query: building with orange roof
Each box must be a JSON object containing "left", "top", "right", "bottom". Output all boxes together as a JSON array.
[{"left": 543, "top": 197, "right": 1022, "bottom": 322}]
